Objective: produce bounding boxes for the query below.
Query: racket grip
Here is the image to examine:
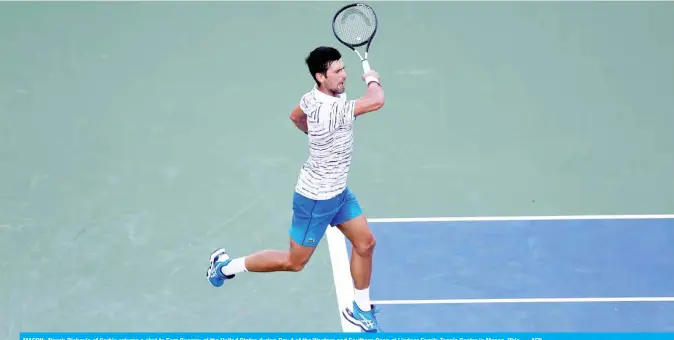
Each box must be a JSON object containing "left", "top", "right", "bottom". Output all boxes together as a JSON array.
[
  {"left": 361, "top": 59, "right": 371, "bottom": 73},
  {"left": 361, "top": 59, "right": 378, "bottom": 84}
]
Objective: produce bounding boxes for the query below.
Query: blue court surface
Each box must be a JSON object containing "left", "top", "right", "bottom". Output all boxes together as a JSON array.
[{"left": 325, "top": 215, "right": 674, "bottom": 333}]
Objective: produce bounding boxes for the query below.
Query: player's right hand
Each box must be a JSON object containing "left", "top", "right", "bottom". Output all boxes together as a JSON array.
[{"left": 362, "top": 70, "right": 380, "bottom": 84}]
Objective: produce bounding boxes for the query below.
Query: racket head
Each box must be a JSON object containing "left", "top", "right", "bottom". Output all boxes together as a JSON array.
[{"left": 332, "top": 3, "right": 378, "bottom": 51}]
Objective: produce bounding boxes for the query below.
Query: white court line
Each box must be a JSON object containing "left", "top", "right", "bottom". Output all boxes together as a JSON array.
[
  {"left": 372, "top": 297, "right": 674, "bottom": 305},
  {"left": 326, "top": 226, "right": 360, "bottom": 333},
  {"left": 368, "top": 214, "right": 674, "bottom": 223}
]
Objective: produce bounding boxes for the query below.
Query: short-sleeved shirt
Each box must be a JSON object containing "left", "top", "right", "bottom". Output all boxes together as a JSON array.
[{"left": 294, "top": 86, "right": 357, "bottom": 200}]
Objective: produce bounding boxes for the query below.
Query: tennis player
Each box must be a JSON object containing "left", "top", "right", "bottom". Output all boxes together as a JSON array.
[{"left": 206, "top": 46, "right": 385, "bottom": 333}]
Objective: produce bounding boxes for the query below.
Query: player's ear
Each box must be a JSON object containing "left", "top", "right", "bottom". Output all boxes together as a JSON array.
[{"left": 315, "top": 72, "right": 326, "bottom": 84}]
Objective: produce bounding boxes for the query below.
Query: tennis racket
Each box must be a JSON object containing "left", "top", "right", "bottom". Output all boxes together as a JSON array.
[{"left": 332, "top": 3, "right": 379, "bottom": 83}]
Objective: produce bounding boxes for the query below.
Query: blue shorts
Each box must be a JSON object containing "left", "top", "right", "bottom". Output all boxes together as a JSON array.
[{"left": 289, "top": 187, "right": 363, "bottom": 247}]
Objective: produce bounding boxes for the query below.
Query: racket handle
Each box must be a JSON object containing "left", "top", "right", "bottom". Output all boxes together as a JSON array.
[
  {"left": 361, "top": 59, "right": 379, "bottom": 84},
  {"left": 361, "top": 59, "right": 371, "bottom": 73}
]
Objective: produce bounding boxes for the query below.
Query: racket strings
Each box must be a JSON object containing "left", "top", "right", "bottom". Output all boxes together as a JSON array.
[{"left": 333, "top": 6, "right": 376, "bottom": 46}]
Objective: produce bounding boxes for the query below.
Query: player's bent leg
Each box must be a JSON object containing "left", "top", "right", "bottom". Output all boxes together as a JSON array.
[
  {"left": 206, "top": 191, "right": 338, "bottom": 287},
  {"left": 244, "top": 238, "right": 317, "bottom": 272},
  {"left": 206, "top": 240, "right": 318, "bottom": 287}
]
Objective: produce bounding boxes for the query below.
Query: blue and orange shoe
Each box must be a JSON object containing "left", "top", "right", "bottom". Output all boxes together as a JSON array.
[
  {"left": 342, "top": 301, "right": 383, "bottom": 332},
  {"left": 206, "top": 248, "right": 235, "bottom": 287}
]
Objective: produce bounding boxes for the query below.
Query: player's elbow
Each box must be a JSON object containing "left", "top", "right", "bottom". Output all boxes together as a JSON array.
[
  {"left": 355, "top": 97, "right": 385, "bottom": 117},
  {"left": 368, "top": 90, "right": 385, "bottom": 111},
  {"left": 290, "top": 111, "right": 306, "bottom": 123},
  {"left": 373, "top": 97, "right": 385, "bottom": 110},
  {"left": 367, "top": 97, "right": 385, "bottom": 113},
  {"left": 289, "top": 115, "right": 302, "bottom": 127}
]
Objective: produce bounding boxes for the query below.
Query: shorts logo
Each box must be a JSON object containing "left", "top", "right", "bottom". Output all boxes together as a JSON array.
[{"left": 307, "top": 237, "right": 315, "bottom": 244}]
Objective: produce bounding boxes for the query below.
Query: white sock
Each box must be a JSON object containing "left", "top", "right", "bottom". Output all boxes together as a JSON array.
[
  {"left": 354, "top": 287, "right": 371, "bottom": 311},
  {"left": 221, "top": 257, "right": 248, "bottom": 276}
]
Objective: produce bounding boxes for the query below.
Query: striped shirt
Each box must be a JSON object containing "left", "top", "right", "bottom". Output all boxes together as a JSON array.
[{"left": 295, "top": 86, "right": 357, "bottom": 200}]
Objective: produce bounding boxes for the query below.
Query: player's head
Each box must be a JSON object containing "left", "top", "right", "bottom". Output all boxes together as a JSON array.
[{"left": 305, "top": 46, "right": 346, "bottom": 96}]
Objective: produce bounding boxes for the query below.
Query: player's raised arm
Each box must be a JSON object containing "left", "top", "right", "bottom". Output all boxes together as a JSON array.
[
  {"left": 314, "top": 70, "right": 385, "bottom": 132},
  {"left": 353, "top": 70, "right": 385, "bottom": 117}
]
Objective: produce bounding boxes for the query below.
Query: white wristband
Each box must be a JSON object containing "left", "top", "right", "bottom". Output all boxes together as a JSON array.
[{"left": 365, "top": 76, "right": 379, "bottom": 85}]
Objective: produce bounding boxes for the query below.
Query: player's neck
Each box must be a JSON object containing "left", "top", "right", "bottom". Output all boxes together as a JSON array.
[{"left": 317, "top": 85, "right": 339, "bottom": 98}]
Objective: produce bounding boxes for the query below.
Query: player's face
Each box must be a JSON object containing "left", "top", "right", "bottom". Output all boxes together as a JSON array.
[{"left": 324, "top": 59, "right": 347, "bottom": 94}]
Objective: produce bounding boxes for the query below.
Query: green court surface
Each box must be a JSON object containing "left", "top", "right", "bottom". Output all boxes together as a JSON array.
[{"left": 1, "top": 1, "right": 673, "bottom": 338}]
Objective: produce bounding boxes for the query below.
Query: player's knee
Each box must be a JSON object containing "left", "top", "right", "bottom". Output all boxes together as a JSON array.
[
  {"left": 285, "top": 259, "right": 307, "bottom": 272},
  {"left": 287, "top": 237, "right": 316, "bottom": 272},
  {"left": 353, "top": 233, "right": 376, "bottom": 257},
  {"left": 284, "top": 253, "right": 310, "bottom": 272},
  {"left": 287, "top": 262, "right": 306, "bottom": 272}
]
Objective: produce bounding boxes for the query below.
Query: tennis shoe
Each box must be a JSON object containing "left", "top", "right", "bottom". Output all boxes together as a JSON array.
[
  {"left": 206, "top": 248, "right": 235, "bottom": 287},
  {"left": 342, "top": 301, "right": 383, "bottom": 332}
]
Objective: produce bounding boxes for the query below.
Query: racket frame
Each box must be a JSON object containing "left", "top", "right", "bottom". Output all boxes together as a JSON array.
[{"left": 331, "top": 3, "right": 379, "bottom": 74}]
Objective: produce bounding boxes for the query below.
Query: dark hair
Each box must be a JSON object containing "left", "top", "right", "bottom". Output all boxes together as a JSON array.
[{"left": 305, "top": 46, "right": 342, "bottom": 85}]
